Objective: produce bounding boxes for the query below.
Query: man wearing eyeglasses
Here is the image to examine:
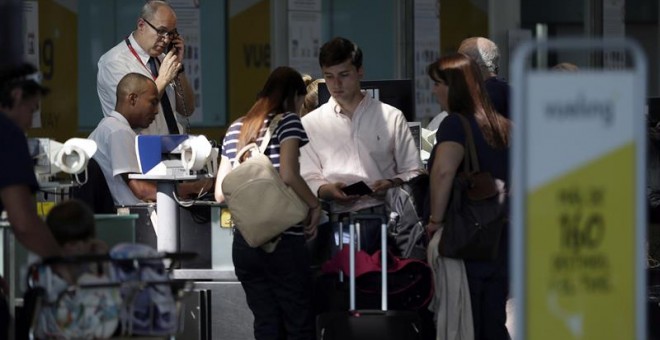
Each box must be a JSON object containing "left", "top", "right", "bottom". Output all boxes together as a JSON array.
[{"left": 97, "top": 0, "right": 195, "bottom": 136}]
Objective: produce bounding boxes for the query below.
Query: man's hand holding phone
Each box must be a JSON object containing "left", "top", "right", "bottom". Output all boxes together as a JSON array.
[
  {"left": 319, "top": 182, "right": 359, "bottom": 203},
  {"left": 166, "top": 31, "right": 184, "bottom": 61},
  {"left": 340, "top": 181, "right": 374, "bottom": 196},
  {"left": 160, "top": 50, "right": 183, "bottom": 83},
  {"left": 318, "top": 181, "right": 375, "bottom": 204},
  {"left": 159, "top": 33, "right": 184, "bottom": 82}
]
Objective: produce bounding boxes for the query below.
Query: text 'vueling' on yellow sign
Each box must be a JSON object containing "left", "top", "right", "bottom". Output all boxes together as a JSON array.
[{"left": 521, "top": 72, "right": 641, "bottom": 339}]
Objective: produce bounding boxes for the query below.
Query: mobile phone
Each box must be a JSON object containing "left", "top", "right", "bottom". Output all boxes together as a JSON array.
[
  {"left": 166, "top": 42, "right": 176, "bottom": 54},
  {"left": 341, "top": 181, "right": 373, "bottom": 196},
  {"left": 166, "top": 31, "right": 179, "bottom": 54},
  {"left": 166, "top": 41, "right": 178, "bottom": 54}
]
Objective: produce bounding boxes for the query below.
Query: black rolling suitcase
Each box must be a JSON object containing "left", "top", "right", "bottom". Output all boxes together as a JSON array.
[{"left": 316, "top": 213, "right": 423, "bottom": 340}]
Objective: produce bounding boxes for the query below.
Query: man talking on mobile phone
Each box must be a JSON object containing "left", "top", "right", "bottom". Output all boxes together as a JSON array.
[{"left": 97, "top": 0, "right": 195, "bottom": 135}]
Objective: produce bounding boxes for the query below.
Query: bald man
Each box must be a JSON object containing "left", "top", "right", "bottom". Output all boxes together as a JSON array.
[
  {"left": 458, "top": 37, "right": 510, "bottom": 118},
  {"left": 89, "top": 73, "right": 207, "bottom": 206},
  {"left": 97, "top": 0, "right": 195, "bottom": 135}
]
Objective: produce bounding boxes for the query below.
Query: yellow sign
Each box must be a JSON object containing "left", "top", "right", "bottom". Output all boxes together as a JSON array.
[
  {"left": 220, "top": 208, "right": 233, "bottom": 228},
  {"left": 228, "top": 1, "right": 271, "bottom": 123},
  {"left": 30, "top": 0, "right": 78, "bottom": 141},
  {"left": 36, "top": 201, "right": 56, "bottom": 217},
  {"left": 527, "top": 144, "right": 636, "bottom": 339},
  {"left": 515, "top": 69, "right": 643, "bottom": 339}
]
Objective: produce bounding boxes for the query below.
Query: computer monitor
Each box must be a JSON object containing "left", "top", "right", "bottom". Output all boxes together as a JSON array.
[{"left": 317, "top": 79, "right": 415, "bottom": 121}]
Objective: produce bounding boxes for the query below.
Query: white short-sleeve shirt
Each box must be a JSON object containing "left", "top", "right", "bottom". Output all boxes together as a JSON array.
[{"left": 88, "top": 111, "right": 142, "bottom": 206}]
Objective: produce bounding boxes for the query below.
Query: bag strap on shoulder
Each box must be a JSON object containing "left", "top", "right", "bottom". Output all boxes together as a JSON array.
[
  {"left": 456, "top": 114, "right": 480, "bottom": 173},
  {"left": 258, "top": 113, "right": 285, "bottom": 154},
  {"left": 233, "top": 114, "right": 285, "bottom": 168}
]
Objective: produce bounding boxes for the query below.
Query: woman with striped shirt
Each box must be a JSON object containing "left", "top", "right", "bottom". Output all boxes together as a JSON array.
[{"left": 215, "top": 66, "right": 321, "bottom": 340}]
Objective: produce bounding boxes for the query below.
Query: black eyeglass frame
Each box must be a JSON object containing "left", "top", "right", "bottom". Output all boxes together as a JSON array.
[{"left": 141, "top": 17, "right": 178, "bottom": 39}]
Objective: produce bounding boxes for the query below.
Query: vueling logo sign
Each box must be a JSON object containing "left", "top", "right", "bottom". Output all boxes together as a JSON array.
[{"left": 545, "top": 93, "right": 615, "bottom": 126}]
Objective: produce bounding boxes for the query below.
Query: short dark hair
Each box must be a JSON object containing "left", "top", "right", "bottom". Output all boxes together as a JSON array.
[
  {"left": 46, "top": 199, "right": 96, "bottom": 246},
  {"left": 318, "top": 37, "right": 363, "bottom": 69},
  {"left": 0, "top": 63, "right": 49, "bottom": 108}
]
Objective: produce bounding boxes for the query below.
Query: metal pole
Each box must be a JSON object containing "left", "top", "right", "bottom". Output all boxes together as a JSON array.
[
  {"left": 269, "top": 0, "right": 287, "bottom": 70},
  {"left": 488, "top": 0, "right": 521, "bottom": 79},
  {"left": 535, "top": 23, "right": 548, "bottom": 69},
  {"left": 584, "top": 0, "right": 604, "bottom": 67},
  {"left": 156, "top": 181, "right": 180, "bottom": 254}
]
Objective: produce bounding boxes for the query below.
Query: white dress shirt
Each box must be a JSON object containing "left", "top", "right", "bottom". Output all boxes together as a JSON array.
[
  {"left": 300, "top": 94, "right": 423, "bottom": 212},
  {"left": 88, "top": 111, "right": 142, "bottom": 206},
  {"left": 97, "top": 33, "right": 185, "bottom": 135}
]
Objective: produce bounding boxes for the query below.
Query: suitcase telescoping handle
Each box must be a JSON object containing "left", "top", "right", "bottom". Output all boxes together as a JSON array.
[{"left": 348, "top": 213, "right": 387, "bottom": 312}]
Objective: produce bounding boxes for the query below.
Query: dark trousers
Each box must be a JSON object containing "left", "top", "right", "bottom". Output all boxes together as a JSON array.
[
  {"left": 466, "top": 271, "right": 510, "bottom": 340},
  {"left": 233, "top": 232, "right": 314, "bottom": 340}
]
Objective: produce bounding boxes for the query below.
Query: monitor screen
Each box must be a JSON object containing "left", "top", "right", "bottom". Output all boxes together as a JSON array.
[{"left": 317, "top": 79, "right": 415, "bottom": 121}]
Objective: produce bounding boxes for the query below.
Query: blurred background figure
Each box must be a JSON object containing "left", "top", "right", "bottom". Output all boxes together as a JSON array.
[
  {"left": 458, "top": 37, "right": 510, "bottom": 118},
  {"left": 300, "top": 74, "right": 324, "bottom": 116},
  {"left": 552, "top": 62, "right": 579, "bottom": 72},
  {"left": 0, "top": 62, "right": 64, "bottom": 339}
]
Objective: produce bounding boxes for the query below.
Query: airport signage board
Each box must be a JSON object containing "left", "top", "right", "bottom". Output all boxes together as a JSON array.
[{"left": 511, "top": 39, "right": 647, "bottom": 340}]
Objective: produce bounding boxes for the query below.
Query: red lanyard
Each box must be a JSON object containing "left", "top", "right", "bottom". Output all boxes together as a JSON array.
[{"left": 125, "top": 38, "right": 157, "bottom": 80}]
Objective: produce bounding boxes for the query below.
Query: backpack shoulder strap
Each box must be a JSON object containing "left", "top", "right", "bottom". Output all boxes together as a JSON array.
[{"left": 258, "top": 114, "right": 284, "bottom": 154}]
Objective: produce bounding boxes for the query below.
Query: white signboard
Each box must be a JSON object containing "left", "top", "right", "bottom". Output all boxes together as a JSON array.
[
  {"left": 512, "top": 39, "right": 646, "bottom": 340},
  {"left": 413, "top": 0, "right": 440, "bottom": 122},
  {"left": 288, "top": 10, "right": 322, "bottom": 77}
]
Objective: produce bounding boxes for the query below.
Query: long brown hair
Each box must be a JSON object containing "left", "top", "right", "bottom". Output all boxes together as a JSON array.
[
  {"left": 427, "top": 53, "right": 511, "bottom": 148},
  {"left": 238, "top": 66, "right": 306, "bottom": 150}
]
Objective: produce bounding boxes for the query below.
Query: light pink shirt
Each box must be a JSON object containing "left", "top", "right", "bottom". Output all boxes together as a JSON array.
[{"left": 300, "top": 94, "right": 423, "bottom": 212}]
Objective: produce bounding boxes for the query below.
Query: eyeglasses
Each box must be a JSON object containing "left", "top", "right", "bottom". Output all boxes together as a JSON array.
[{"left": 141, "top": 18, "right": 177, "bottom": 38}]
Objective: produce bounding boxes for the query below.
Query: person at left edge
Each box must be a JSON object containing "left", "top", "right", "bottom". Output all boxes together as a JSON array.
[
  {"left": 97, "top": 0, "right": 195, "bottom": 135},
  {"left": 0, "top": 63, "right": 67, "bottom": 339},
  {"left": 0, "top": 63, "right": 63, "bottom": 260}
]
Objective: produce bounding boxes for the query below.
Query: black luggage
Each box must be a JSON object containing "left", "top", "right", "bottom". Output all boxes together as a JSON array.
[{"left": 316, "top": 214, "right": 423, "bottom": 340}]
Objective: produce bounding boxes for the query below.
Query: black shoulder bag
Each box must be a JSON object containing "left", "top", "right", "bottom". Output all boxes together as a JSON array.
[{"left": 438, "top": 115, "right": 507, "bottom": 261}]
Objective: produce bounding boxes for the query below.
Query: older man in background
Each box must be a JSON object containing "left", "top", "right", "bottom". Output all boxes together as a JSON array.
[{"left": 458, "top": 37, "right": 510, "bottom": 118}]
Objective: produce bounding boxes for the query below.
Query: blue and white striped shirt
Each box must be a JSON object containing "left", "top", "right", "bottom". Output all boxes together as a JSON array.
[
  {"left": 221, "top": 111, "right": 309, "bottom": 235},
  {"left": 222, "top": 112, "right": 309, "bottom": 169}
]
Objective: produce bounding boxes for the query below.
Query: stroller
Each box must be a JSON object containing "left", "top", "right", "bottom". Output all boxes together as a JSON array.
[{"left": 20, "top": 243, "right": 194, "bottom": 339}]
